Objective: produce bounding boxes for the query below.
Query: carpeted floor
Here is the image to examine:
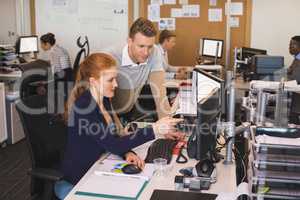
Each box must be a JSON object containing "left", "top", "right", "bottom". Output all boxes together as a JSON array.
[{"left": 0, "top": 139, "right": 31, "bottom": 200}]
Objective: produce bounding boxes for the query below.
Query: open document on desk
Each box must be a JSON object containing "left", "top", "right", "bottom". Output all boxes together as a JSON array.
[
  {"left": 75, "top": 159, "right": 155, "bottom": 199},
  {"left": 175, "top": 71, "right": 220, "bottom": 116}
]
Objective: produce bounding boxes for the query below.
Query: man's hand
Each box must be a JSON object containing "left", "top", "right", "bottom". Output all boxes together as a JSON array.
[
  {"left": 152, "top": 117, "right": 185, "bottom": 140},
  {"left": 125, "top": 152, "right": 145, "bottom": 169},
  {"left": 175, "top": 67, "right": 188, "bottom": 80}
]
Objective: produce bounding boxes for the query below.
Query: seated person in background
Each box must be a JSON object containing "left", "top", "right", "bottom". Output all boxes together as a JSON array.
[
  {"left": 157, "top": 30, "right": 189, "bottom": 80},
  {"left": 40, "top": 32, "right": 72, "bottom": 81},
  {"left": 287, "top": 35, "right": 300, "bottom": 124},
  {"left": 56, "top": 53, "right": 183, "bottom": 199}
]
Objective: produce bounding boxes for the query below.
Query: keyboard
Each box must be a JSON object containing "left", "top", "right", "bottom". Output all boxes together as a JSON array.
[{"left": 145, "top": 139, "right": 178, "bottom": 164}]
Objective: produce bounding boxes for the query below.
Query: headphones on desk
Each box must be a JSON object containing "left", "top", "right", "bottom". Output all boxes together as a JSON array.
[{"left": 179, "top": 158, "right": 214, "bottom": 178}]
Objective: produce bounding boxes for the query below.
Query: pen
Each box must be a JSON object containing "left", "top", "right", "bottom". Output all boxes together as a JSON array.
[{"left": 94, "top": 171, "right": 149, "bottom": 181}]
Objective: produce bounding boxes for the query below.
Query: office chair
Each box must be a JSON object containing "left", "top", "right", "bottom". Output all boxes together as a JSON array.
[
  {"left": 16, "top": 95, "right": 68, "bottom": 200},
  {"left": 19, "top": 69, "right": 51, "bottom": 99}
]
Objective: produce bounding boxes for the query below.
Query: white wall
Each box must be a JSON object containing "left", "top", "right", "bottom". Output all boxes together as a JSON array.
[
  {"left": 0, "top": 0, "right": 17, "bottom": 44},
  {"left": 35, "top": 0, "right": 128, "bottom": 63},
  {"left": 251, "top": 0, "right": 300, "bottom": 66},
  {"left": 15, "top": 0, "right": 32, "bottom": 36}
]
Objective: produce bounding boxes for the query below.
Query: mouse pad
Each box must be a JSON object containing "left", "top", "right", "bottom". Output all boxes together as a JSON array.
[{"left": 150, "top": 190, "right": 217, "bottom": 200}]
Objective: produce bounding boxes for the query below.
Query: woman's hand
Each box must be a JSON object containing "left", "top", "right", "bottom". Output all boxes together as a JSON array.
[
  {"left": 152, "top": 117, "right": 185, "bottom": 140},
  {"left": 125, "top": 152, "right": 145, "bottom": 169}
]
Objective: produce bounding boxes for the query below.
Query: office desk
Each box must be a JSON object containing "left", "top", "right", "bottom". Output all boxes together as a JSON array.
[
  {"left": 65, "top": 141, "right": 236, "bottom": 200},
  {"left": 0, "top": 70, "right": 22, "bottom": 79}
]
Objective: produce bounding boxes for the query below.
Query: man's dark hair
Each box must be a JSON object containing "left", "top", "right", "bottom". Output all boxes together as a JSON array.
[
  {"left": 40, "top": 33, "right": 56, "bottom": 45},
  {"left": 292, "top": 35, "right": 300, "bottom": 46},
  {"left": 129, "top": 17, "right": 157, "bottom": 39},
  {"left": 159, "top": 30, "right": 176, "bottom": 44}
]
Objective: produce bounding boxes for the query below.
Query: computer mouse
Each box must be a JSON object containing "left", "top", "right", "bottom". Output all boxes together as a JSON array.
[
  {"left": 121, "top": 164, "right": 142, "bottom": 174},
  {"left": 127, "top": 122, "right": 138, "bottom": 132}
]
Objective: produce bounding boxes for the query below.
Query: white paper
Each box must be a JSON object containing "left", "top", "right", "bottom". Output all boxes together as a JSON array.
[
  {"left": 208, "top": 8, "right": 222, "bottom": 22},
  {"left": 78, "top": 171, "right": 147, "bottom": 198},
  {"left": 159, "top": 18, "right": 176, "bottom": 30},
  {"left": 179, "top": 0, "right": 188, "bottom": 5},
  {"left": 182, "top": 5, "right": 200, "bottom": 18},
  {"left": 225, "top": 2, "right": 243, "bottom": 15},
  {"left": 171, "top": 8, "right": 182, "bottom": 18},
  {"left": 209, "top": 0, "right": 217, "bottom": 6},
  {"left": 52, "top": 0, "right": 68, "bottom": 6},
  {"left": 151, "top": 0, "right": 163, "bottom": 5},
  {"left": 256, "top": 134, "right": 300, "bottom": 146},
  {"left": 148, "top": 4, "right": 160, "bottom": 22},
  {"left": 163, "top": 0, "right": 176, "bottom": 4},
  {"left": 284, "top": 80, "right": 298, "bottom": 88},
  {"left": 230, "top": 17, "right": 239, "bottom": 27},
  {"left": 176, "top": 84, "right": 197, "bottom": 115}
]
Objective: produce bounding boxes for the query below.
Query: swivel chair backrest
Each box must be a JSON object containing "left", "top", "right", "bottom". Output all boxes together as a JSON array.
[
  {"left": 19, "top": 69, "right": 49, "bottom": 99},
  {"left": 16, "top": 95, "right": 67, "bottom": 169},
  {"left": 72, "top": 48, "right": 85, "bottom": 80},
  {"left": 16, "top": 95, "right": 67, "bottom": 198}
]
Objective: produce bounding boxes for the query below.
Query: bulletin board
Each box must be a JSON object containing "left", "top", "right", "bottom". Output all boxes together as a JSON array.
[{"left": 140, "top": 0, "right": 252, "bottom": 67}]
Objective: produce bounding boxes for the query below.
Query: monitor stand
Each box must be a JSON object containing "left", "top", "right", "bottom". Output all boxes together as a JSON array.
[{"left": 19, "top": 52, "right": 35, "bottom": 63}]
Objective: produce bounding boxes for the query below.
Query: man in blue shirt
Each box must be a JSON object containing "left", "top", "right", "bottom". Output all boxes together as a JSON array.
[{"left": 287, "top": 35, "right": 300, "bottom": 124}]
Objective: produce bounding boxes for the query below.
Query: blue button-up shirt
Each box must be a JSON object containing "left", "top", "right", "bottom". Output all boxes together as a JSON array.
[{"left": 296, "top": 53, "right": 300, "bottom": 60}]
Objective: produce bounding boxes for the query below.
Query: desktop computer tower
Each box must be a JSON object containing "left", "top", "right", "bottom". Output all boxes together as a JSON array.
[
  {"left": 6, "top": 98, "right": 25, "bottom": 144},
  {"left": 0, "top": 83, "right": 8, "bottom": 144}
]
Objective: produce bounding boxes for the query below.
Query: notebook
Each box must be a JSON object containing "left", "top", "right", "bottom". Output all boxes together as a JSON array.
[{"left": 75, "top": 159, "right": 155, "bottom": 199}]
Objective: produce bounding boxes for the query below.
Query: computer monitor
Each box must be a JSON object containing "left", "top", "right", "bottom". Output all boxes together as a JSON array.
[
  {"left": 192, "top": 68, "right": 225, "bottom": 115},
  {"left": 201, "top": 38, "right": 223, "bottom": 58},
  {"left": 253, "top": 55, "right": 284, "bottom": 81},
  {"left": 187, "top": 88, "right": 221, "bottom": 161},
  {"left": 239, "top": 47, "right": 267, "bottom": 81},
  {"left": 16, "top": 36, "right": 38, "bottom": 54},
  {"left": 187, "top": 69, "right": 224, "bottom": 161},
  {"left": 241, "top": 47, "right": 267, "bottom": 60}
]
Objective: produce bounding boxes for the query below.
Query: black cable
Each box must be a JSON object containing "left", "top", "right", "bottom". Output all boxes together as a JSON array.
[{"left": 176, "top": 146, "right": 188, "bottom": 164}]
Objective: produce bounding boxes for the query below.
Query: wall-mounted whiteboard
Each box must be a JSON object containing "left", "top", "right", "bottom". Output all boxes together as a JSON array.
[
  {"left": 251, "top": 0, "right": 300, "bottom": 67},
  {"left": 35, "top": 0, "right": 128, "bottom": 63}
]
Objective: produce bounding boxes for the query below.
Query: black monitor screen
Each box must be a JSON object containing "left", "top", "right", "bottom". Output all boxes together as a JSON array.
[{"left": 241, "top": 47, "right": 267, "bottom": 60}]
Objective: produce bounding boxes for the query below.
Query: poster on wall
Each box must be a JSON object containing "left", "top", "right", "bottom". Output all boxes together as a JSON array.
[
  {"left": 225, "top": 2, "right": 243, "bottom": 15},
  {"left": 179, "top": 0, "right": 188, "bottom": 5},
  {"left": 209, "top": 0, "right": 217, "bottom": 6},
  {"left": 148, "top": 4, "right": 160, "bottom": 22},
  {"left": 230, "top": 17, "right": 239, "bottom": 27},
  {"left": 171, "top": 8, "right": 182, "bottom": 18},
  {"left": 163, "top": 0, "right": 176, "bottom": 4},
  {"left": 159, "top": 18, "right": 176, "bottom": 30},
  {"left": 208, "top": 8, "right": 222, "bottom": 22},
  {"left": 182, "top": 5, "right": 200, "bottom": 17},
  {"left": 151, "top": 0, "right": 163, "bottom": 5}
]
